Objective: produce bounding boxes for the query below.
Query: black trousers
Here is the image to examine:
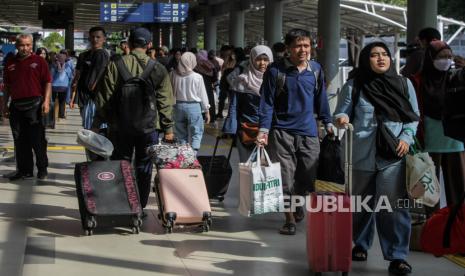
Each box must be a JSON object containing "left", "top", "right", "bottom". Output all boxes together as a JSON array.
[
  {"left": 9, "top": 102, "right": 48, "bottom": 174},
  {"left": 52, "top": 91, "right": 67, "bottom": 118},
  {"left": 109, "top": 130, "right": 158, "bottom": 208}
]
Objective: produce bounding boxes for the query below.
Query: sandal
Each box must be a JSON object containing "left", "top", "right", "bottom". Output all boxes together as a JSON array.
[
  {"left": 352, "top": 245, "right": 367, "bottom": 261},
  {"left": 294, "top": 206, "right": 305, "bottom": 223},
  {"left": 388, "top": 259, "right": 412, "bottom": 275},
  {"left": 279, "top": 222, "right": 296, "bottom": 235}
]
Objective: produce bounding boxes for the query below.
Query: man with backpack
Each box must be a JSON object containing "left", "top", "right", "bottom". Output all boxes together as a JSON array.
[
  {"left": 256, "top": 29, "right": 333, "bottom": 235},
  {"left": 70, "top": 26, "right": 110, "bottom": 130},
  {"left": 93, "top": 27, "right": 174, "bottom": 211}
]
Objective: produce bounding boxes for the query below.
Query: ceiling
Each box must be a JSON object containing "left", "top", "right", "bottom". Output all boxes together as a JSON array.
[{"left": 0, "top": 0, "right": 463, "bottom": 46}]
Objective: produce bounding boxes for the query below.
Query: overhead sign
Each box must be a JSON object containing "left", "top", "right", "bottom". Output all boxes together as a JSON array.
[{"left": 100, "top": 2, "right": 189, "bottom": 23}]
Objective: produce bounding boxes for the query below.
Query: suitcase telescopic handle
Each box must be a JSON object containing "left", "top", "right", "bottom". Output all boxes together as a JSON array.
[
  {"left": 344, "top": 123, "right": 354, "bottom": 196},
  {"left": 208, "top": 137, "right": 221, "bottom": 174},
  {"left": 209, "top": 136, "right": 234, "bottom": 173}
]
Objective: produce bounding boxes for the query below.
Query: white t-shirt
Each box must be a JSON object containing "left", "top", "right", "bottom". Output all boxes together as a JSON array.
[{"left": 170, "top": 71, "right": 210, "bottom": 112}]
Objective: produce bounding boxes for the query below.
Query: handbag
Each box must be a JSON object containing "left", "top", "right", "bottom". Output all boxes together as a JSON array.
[
  {"left": 406, "top": 151, "right": 440, "bottom": 207},
  {"left": 238, "top": 146, "right": 284, "bottom": 216},
  {"left": 146, "top": 142, "right": 200, "bottom": 169},
  {"left": 375, "top": 118, "right": 402, "bottom": 161},
  {"left": 421, "top": 193, "right": 465, "bottom": 256},
  {"left": 317, "top": 134, "right": 344, "bottom": 185},
  {"left": 238, "top": 122, "right": 259, "bottom": 145}
]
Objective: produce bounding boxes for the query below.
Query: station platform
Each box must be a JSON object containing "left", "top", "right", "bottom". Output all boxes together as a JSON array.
[{"left": 0, "top": 110, "right": 463, "bottom": 276}]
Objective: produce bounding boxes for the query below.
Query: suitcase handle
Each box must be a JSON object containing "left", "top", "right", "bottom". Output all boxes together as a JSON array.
[
  {"left": 209, "top": 136, "right": 234, "bottom": 174},
  {"left": 343, "top": 123, "right": 353, "bottom": 196}
]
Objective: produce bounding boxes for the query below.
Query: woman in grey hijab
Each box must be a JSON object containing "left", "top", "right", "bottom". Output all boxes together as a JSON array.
[
  {"left": 170, "top": 52, "right": 210, "bottom": 153},
  {"left": 222, "top": 45, "right": 273, "bottom": 162}
]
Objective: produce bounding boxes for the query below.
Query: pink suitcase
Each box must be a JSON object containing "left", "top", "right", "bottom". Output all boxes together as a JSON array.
[
  {"left": 154, "top": 169, "right": 212, "bottom": 233},
  {"left": 307, "top": 124, "right": 353, "bottom": 276}
]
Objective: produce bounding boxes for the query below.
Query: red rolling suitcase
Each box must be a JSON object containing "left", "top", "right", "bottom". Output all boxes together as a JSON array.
[{"left": 307, "top": 124, "right": 353, "bottom": 276}]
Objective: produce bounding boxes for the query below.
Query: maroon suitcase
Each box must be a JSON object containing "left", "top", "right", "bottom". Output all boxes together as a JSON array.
[{"left": 307, "top": 124, "right": 353, "bottom": 275}]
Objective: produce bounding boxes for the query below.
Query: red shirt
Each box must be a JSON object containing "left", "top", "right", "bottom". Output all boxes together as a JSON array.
[{"left": 4, "top": 54, "right": 51, "bottom": 100}]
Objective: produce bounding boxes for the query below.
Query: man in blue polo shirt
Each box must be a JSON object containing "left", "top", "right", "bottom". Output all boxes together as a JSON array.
[{"left": 257, "top": 29, "right": 333, "bottom": 235}]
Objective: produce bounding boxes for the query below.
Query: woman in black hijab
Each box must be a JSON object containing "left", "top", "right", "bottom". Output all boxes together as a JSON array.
[
  {"left": 334, "top": 42, "right": 419, "bottom": 276},
  {"left": 413, "top": 40, "right": 465, "bottom": 210}
]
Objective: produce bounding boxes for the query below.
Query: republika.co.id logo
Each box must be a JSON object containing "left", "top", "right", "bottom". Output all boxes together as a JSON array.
[{"left": 97, "top": 172, "right": 115, "bottom": 181}]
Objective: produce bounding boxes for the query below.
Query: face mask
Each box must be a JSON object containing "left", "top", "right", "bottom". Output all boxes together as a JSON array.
[{"left": 433, "top": 58, "right": 452, "bottom": 71}]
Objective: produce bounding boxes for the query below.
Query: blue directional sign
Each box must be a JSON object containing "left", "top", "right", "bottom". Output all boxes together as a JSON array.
[{"left": 100, "top": 2, "right": 189, "bottom": 23}]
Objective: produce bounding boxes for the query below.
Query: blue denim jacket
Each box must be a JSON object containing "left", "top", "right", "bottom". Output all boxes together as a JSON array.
[{"left": 334, "top": 78, "right": 420, "bottom": 171}]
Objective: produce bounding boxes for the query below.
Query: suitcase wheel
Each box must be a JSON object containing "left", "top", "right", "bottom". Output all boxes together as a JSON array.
[
  {"left": 164, "top": 223, "right": 173, "bottom": 234},
  {"left": 314, "top": 273, "right": 322, "bottom": 276},
  {"left": 132, "top": 226, "right": 140, "bottom": 234},
  {"left": 85, "top": 216, "right": 97, "bottom": 229},
  {"left": 132, "top": 216, "right": 143, "bottom": 228},
  {"left": 164, "top": 213, "right": 176, "bottom": 234},
  {"left": 85, "top": 229, "right": 93, "bottom": 236},
  {"left": 342, "top": 272, "right": 349, "bottom": 276},
  {"left": 202, "top": 221, "right": 210, "bottom": 232}
]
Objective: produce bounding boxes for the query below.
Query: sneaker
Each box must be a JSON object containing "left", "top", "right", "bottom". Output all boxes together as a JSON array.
[
  {"left": 37, "top": 170, "right": 48, "bottom": 180},
  {"left": 7, "top": 171, "right": 34, "bottom": 181}
]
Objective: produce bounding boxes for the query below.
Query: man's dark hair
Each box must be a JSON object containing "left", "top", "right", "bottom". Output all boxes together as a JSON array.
[
  {"left": 234, "top": 47, "right": 246, "bottom": 62},
  {"left": 273, "top": 42, "right": 286, "bottom": 53},
  {"left": 220, "top": 45, "right": 234, "bottom": 52},
  {"left": 418, "top": 27, "right": 441, "bottom": 43},
  {"left": 284, "top": 28, "right": 311, "bottom": 46},
  {"left": 89, "top": 26, "right": 106, "bottom": 36}
]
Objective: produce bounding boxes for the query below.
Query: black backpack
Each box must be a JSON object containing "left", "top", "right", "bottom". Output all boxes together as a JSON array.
[{"left": 114, "top": 56, "right": 158, "bottom": 134}]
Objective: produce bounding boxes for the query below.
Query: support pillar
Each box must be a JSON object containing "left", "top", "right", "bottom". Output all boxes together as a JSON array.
[
  {"left": 407, "top": 0, "right": 438, "bottom": 44},
  {"left": 65, "top": 23, "right": 74, "bottom": 50},
  {"left": 151, "top": 24, "right": 161, "bottom": 48},
  {"left": 204, "top": 10, "right": 217, "bottom": 51},
  {"left": 161, "top": 24, "right": 171, "bottom": 48},
  {"left": 264, "top": 0, "right": 283, "bottom": 46},
  {"left": 317, "top": 0, "right": 341, "bottom": 112},
  {"left": 186, "top": 16, "right": 198, "bottom": 49},
  {"left": 229, "top": 1, "right": 245, "bottom": 47},
  {"left": 172, "top": 24, "right": 183, "bottom": 49}
]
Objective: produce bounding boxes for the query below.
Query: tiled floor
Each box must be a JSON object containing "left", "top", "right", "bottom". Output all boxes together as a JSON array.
[{"left": 0, "top": 110, "right": 463, "bottom": 276}]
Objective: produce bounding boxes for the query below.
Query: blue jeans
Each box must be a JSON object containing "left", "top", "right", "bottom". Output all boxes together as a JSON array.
[
  {"left": 174, "top": 102, "right": 204, "bottom": 150},
  {"left": 352, "top": 159, "right": 411, "bottom": 261}
]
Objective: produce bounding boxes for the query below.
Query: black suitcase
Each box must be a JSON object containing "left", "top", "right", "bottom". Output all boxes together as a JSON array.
[
  {"left": 197, "top": 136, "right": 233, "bottom": 201},
  {"left": 74, "top": 160, "right": 143, "bottom": 235}
]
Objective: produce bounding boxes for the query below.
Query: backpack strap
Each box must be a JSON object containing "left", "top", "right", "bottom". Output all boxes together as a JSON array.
[
  {"left": 309, "top": 60, "right": 321, "bottom": 95},
  {"left": 140, "top": 59, "right": 156, "bottom": 81},
  {"left": 114, "top": 56, "right": 133, "bottom": 82}
]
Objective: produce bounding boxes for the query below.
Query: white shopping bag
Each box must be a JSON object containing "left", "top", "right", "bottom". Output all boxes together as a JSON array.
[
  {"left": 238, "top": 147, "right": 284, "bottom": 216},
  {"left": 406, "top": 152, "right": 440, "bottom": 207}
]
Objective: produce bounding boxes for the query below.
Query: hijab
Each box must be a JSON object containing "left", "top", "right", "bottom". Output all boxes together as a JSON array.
[
  {"left": 420, "top": 40, "right": 451, "bottom": 119},
  {"left": 351, "top": 42, "right": 418, "bottom": 123},
  {"left": 195, "top": 50, "right": 215, "bottom": 77},
  {"left": 175, "top": 52, "right": 197, "bottom": 76},
  {"left": 235, "top": 45, "right": 273, "bottom": 96}
]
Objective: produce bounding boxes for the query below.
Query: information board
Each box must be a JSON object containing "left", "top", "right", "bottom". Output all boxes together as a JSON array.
[{"left": 100, "top": 2, "right": 189, "bottom": 23}]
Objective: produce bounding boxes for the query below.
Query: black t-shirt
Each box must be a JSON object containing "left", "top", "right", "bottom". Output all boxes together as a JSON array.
[{"left": 76, "top": 49, "right": 109, "bottom": 104}]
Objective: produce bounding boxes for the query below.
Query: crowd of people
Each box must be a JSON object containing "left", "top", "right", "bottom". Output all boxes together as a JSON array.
[{"left": 1, "top": 25, "right": 464, "bottom": 276}]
